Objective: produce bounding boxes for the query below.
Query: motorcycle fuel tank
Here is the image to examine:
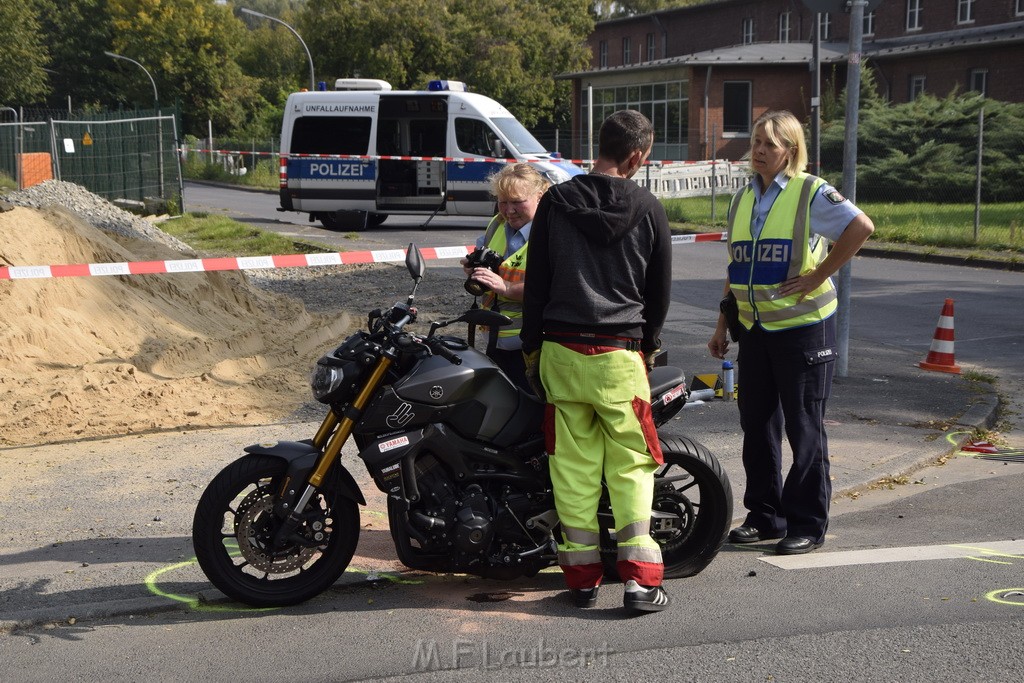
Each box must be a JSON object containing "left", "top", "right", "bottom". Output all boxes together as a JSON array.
[{"left": 359, "top": 347, "right": 520, "bottom": 441}]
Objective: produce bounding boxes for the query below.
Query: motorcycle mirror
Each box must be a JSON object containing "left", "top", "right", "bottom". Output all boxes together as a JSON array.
[{"left": 406, "top": 244, "right": 425, "bottom": 282}]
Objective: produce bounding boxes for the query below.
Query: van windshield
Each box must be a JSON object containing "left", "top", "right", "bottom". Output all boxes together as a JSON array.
[{"left": 491, "top": 118, "right": 547, "bottom": 155}]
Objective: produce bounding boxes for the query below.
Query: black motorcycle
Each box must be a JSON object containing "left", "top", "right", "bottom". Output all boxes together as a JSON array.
[{"left": 192, "top": 245, "right": 732, "bottom": 607}]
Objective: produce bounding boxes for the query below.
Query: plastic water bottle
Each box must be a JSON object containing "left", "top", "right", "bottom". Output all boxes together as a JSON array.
[{"left": 722, "top": 360, "right": 734, "bottom": 401}]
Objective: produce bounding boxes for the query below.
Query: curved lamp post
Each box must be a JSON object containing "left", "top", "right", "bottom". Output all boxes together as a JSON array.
[
  {"left": 105, "top": 51, "right": 164, "bottom": 198},
  {"left": 240, "top": 7, "right": 316, "bottom": 90}
]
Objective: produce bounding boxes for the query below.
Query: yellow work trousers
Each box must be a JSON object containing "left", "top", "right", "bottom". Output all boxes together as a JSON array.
[{"left": 540, "top": 340, "right": 664, "bottom": 589}]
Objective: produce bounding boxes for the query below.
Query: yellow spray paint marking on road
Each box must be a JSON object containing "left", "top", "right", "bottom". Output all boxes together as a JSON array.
[
  {"left": 144, "top": 551, "right": 424, "bottom": 609},
  {"left": 985, "top": 588, "right": 1024, "bottom": 606}
]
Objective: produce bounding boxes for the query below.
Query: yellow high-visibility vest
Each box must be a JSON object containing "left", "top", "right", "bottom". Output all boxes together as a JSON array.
[
  {"left": 480, "top": 216, "right": 527, "bottom": 339},
  {"left": 727, "top": 174, "right": 836, "bottom": 331}
]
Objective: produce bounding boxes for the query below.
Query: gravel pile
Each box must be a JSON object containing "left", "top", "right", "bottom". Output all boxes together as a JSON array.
[{"left": 1, "top": 179, "right": 193, "bottom": 253}]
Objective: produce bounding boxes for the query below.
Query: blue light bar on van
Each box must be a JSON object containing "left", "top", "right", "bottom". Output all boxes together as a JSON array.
[{"left": 428, "top": 80, "right": 467, "bottom": 92}]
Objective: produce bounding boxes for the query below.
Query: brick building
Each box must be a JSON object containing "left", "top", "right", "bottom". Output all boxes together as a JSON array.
[{"left": 561, "top": 0, "right": 1024, "bottom": 161}]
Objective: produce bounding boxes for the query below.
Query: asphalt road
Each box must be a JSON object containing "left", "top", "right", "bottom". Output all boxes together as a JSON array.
[{"left": 1, "top": 182, "right": 1020, "bottom": 681}]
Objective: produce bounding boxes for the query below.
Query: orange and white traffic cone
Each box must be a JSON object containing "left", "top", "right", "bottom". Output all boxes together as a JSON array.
[{"left": 918, "top": 298, "right": 961, "bottom": 374}]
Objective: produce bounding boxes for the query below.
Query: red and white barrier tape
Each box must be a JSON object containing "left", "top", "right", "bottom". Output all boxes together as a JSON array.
[
  {"left": 1, "top": 233, "right": 726, "bottom": 281},
  {"left": 180, "top": 147, "right": 731, "bottom": 168}
]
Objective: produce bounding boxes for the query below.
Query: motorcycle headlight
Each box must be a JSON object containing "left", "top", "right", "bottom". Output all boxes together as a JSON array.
[{"left": 310, "top": 362, "right": 351, "bottom": 403}]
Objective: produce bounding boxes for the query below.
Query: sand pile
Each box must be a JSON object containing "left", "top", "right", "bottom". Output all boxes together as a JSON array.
[{"left": 0, "top": 206, "right": 352, "bottom": 447}]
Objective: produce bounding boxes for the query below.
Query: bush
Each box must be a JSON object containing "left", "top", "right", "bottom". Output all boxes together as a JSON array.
[{"left": 820, "top": 92, "right": 1024, "bottom": 204}]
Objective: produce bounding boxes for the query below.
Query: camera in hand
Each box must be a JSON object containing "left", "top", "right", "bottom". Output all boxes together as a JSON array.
[{"left": 464, "top": 247, "right": 505, "bottom": 296}]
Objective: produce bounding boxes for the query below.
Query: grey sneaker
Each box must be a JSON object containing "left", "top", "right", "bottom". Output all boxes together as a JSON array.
[{"left": 623, "top": 580, "right": 670, "bottom": 613}]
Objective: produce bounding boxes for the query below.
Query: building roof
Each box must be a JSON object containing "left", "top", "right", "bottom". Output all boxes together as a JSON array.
[
  {"left": 562, "top": 20, "right": 1024, "bottom": 80},
  {"left": 865, "top": 20, "right": 1024, "bottom": 60},
  {"left": 558, "top": 41, "right": 848, "bottom": 80}
]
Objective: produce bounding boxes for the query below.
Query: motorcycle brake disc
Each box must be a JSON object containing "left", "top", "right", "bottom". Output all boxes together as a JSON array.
[{"left": 236, "top": 497, "right": 318, "bottom": 573}]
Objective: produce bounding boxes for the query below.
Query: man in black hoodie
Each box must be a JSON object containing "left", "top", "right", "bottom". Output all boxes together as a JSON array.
[{"left": 521, "top": 110, "right": 672, "bottom": 613}]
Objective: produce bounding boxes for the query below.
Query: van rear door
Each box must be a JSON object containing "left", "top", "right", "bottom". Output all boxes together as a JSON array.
[
  {"left": 375, "top": 96, "right": 446, "bottom": 212},
  {"left": 283, "top": 103, "right": 376, "bottom": 214}
]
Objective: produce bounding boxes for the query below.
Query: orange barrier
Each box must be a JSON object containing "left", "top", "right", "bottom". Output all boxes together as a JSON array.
[{"left": 17, "top": 153, "right": 53, "bottom": 189}]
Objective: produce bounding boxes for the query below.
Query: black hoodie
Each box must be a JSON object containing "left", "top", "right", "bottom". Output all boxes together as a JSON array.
[{"left": 520, "top": 173, "right": 672, "bottom": 355}]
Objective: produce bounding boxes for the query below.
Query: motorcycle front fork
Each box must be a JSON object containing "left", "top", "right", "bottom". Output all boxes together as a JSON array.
[{"left": 272, "top": 356, "right": 393, "bottom": 547}]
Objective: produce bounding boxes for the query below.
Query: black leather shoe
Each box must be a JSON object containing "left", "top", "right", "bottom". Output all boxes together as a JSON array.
[
  {"left": 776, "top": 536, "right": 823, "bottom": 555},
  {"left": 729, "top": 525, "right": 771, "bottom": 544},
  {"left": 570, "top": 586, "right": 599, "bottom": 608}
]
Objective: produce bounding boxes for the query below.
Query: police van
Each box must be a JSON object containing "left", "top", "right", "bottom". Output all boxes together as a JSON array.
[{"left": 278, "top": 79, "right": 584, "bottom": 229}]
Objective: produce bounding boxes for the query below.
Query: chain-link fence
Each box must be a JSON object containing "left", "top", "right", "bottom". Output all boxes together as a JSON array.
[{"left": 0, "top": 107, "right": 182, "bottom": 212}]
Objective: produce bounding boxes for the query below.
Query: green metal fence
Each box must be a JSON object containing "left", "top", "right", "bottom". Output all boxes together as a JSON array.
[{"left": 0, "top": 107, "right": 182, "bottom": 211}]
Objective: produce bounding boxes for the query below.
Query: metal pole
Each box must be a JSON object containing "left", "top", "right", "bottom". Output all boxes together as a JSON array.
[
  {"left": 837, "top": 0, "right": 865, "bottom": 378},
  {"left": 587, "top": 84, "right": 594, "bottom": 169},
  {"left": 974, "top": 107, "right": 984, "bottom": 242},
  {"left": 810, "top": 13, "right": 821, "bottom": 177},
  {"left": 241, "top": 8, "right": 315, "bottom": 91}
]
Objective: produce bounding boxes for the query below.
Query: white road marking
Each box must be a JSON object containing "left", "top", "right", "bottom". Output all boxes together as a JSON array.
[{"left": 759, "top": 539, "right": 1024, "bottom": 570}]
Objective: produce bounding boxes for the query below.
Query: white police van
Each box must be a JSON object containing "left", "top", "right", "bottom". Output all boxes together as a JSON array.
[{"left": 278, "top": 79, "right": 584, "bottom": 230}]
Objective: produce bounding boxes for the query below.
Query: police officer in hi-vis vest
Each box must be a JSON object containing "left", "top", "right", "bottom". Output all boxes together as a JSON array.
[
  {"left": 462, "top": 163, "right": 550, "bottom": 393},
  {"left": 708, "top": 110, "right": 874, "bottom": 555}
]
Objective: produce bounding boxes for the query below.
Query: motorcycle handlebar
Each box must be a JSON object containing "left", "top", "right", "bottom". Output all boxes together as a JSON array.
[{"left": 427, "top": 337, "right": 462, "bottom": 365}]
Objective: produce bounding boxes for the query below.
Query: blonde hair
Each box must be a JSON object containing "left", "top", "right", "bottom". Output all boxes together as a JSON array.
[
  {"left": 752, "top": 110, "right": 808, "bottom": 178},
  {"left": 489, "top": 163, "right": 551, "bottom": 201}
]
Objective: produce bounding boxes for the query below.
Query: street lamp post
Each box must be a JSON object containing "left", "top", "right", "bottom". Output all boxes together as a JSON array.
[
  {"left": 240, "top": 7, "right": 316, "bottom": 90},
  {"left": 105, "top": 51, "right": 164, "bottom": 199}
]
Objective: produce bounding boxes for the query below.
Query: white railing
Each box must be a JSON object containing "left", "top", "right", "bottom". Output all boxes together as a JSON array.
[{"left": 636, "top": 160, "right": 749, "bottom": 199}]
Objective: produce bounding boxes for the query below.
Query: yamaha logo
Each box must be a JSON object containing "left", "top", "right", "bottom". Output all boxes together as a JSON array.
[{"left": 429, "top": 385, "right": 444, "bottom": 400}]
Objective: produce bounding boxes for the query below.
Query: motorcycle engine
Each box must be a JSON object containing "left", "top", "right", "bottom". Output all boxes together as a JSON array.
[{"left": 398, "top": 453, "right": 554, "bottom": 578}]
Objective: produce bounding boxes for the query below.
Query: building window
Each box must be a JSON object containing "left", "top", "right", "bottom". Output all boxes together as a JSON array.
[
  {"left": 779, "top": 12, "right": 791, "bottom": 43},
  {"left": 622, "top": 37, "right": 631, "bottom": 65},
  {"left": 723, "top": 81, "right": 752, "bottom": 135},
  {"left": 909, "top": 75, "right": 926, "bottom": 100},
  {"left": 580, "top": 80, "right": 690, "bottom": 160},
  {"left": 599, "top": 41, "right": 607, "bottom": 68},
  {"left": 646, "top": 33, "right": 656, "bottom": 62},
  {"left": 906, "top": 0, "right": 922, "bottom": 31},
  {"left": 818, "top": 13, "right": 832, "bottom": 41},
  {"left": 969, "top": 68, "right": 987, "bottom": 96},
  {"left": 1018, "top": 0, "right": 1024, "bottom": 16},
  {"left": 864, "top": 11, "right": 876, "bottom": 37},
  {"left": 742, "top": 18, "right": 754, "bottom": 45},
  {"left": 957, "top": 0, "right": 974, "bottom": 24}
]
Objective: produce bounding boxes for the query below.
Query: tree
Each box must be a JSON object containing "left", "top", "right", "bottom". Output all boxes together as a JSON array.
[
  {"left": 0, "top": 0, "right": 51, "bottom": 105},
  {"left": 107, "top": 0, "right": 267, "bottom": 135},
  {"left": 35, "top": 0, "right": 118, "bottom": 111},
  {"left": 299, "top": 0, "right": 593, "bottom": 129},
  {"left": 592, "top": 0, "right": 706, "bottom": 20}
]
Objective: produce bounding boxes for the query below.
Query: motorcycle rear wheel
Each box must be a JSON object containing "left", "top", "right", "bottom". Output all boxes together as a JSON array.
[
  {"left": 192, "top": 454, "right": 360, "bottom": 607},
  {"left": 601, "top": 434, "right": 732, "bottom": 580}
]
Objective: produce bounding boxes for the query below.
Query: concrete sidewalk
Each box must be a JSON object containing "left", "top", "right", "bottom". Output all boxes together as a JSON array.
[{"left": 0, "top": 339, "right": 997, "bottom": 633}]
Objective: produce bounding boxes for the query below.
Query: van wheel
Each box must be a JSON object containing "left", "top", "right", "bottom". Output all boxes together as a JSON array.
[
  {"left": 318, "top": 212, "right": 347, "bottom": 231},
  {"left": 319, "top": 211, "right": 386, "bottom": 231}
]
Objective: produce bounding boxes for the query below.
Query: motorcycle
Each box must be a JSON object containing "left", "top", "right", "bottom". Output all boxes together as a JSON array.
[{"left": 192, "top": 245, "right": 733, "bottom": 607}]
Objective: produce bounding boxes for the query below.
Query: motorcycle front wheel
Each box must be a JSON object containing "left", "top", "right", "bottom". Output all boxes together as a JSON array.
[
  {"left": 601, "top": 434, "right": 732, "bottom": 580},
  {"left": 192, "top": 454, "right": 360, "bottom": 607}
]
